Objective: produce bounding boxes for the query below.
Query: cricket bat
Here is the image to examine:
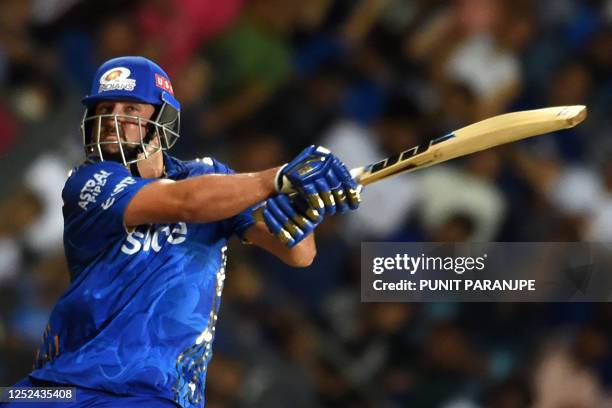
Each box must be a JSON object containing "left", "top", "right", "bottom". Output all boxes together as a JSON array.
[
  {"left": 258, "top": 106, "right": 587, "bottom": 222},
  {"left": 349, "top": 105, "right": 587, "bottom": 186}
]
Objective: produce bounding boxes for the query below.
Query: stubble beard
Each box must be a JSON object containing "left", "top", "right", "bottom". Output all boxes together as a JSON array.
[{"left": 97, "top": 125, "right": 139, "bottom": 162}]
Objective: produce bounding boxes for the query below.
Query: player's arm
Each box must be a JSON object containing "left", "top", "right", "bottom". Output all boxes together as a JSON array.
[
  {"left": 247, "top": 194, "right": 323, "bottom": 267},
  {"left": 124, "top": 167, "right": 279, "bottom": 227},
  {"left": 244, "top": 221, "right": 317, "bottom": 267},
  {"left": 125, "top": 145, "right": 361, "bottom": 228},
  {"left": 244, "top": 146, "right": 361, "bottom": 267}
]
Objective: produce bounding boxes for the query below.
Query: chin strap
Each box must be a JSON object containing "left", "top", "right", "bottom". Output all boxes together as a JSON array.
[{"left": 129, "top": 162, "right": 141, "bottom": 177}]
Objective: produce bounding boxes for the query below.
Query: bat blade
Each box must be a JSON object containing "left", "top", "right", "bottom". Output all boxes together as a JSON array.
[{"left": 351, "top": 105, "right": 587, "bottom": 186}]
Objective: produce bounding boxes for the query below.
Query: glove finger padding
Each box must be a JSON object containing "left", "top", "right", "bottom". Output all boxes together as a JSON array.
[
  {"left": 343, "top": 184, "right": 361, "bottom": 210},
  {"left": 331, "top": 157, "right": 361, "bottom": 210},
  {"left": 325, "top": 170, "right": 349, "bottom": 214},
  {"left": 271, "top": 196, "right": 306, "bottom": 238},
  {"left": 263, "top": 195, "right": 322, "bottom": 248},
  {"left": 314, "top": 178, "right": 336, "bottom": 216},
  {"left": 263, "top": 198, "right": 296, "bottom": 247},
  {"left": 301, "top": 183, "right": 325, "bottom": 216},
  {"left": 292, "top": 194, "right": 322, "bottom": 223},
  {"left": 275, "top": 194, "right": 315, "bottom": 235}
]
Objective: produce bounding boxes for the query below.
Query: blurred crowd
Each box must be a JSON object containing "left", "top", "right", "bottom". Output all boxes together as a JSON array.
[{"left": 1, "top": 0, "right": 612, "bottom": 406}]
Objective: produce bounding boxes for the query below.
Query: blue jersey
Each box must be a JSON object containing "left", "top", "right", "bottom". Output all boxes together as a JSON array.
[{"left": 29, "top": 153, "right": 255, "bottom": 408}]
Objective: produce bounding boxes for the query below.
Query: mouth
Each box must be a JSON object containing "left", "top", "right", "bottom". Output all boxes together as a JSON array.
[
  {"left": 98, "top": 133, "right": 122, "bottom": 153},
  {"left": 99, "top": 130, "right": 123, "bottom": 143}
]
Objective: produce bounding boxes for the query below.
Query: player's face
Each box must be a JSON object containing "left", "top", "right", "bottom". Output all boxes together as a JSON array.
[{"left": 92, "top": 101, "right": 156, "bottom": 156}]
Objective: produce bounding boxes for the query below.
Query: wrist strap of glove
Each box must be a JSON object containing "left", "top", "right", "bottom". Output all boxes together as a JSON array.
[{"left": 274, "top": 164, "right": 294, "bottom": 194}]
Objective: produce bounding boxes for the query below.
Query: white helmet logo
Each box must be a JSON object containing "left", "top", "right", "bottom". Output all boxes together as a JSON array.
[{"left": 98, "top": 67, "right": 136, "bottom": 92}]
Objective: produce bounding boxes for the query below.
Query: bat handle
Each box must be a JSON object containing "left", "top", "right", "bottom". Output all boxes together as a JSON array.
[{"left": 350, "top": 166, "right": 366, "bottom": 184}]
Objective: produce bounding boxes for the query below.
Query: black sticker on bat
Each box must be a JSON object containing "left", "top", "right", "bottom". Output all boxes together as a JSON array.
[{"left": 370, "top": 132, "right": 456, "bottom": 175}]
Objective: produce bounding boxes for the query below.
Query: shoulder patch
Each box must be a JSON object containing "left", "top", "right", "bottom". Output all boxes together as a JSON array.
[{"left": 78, "top": 169, "right": 112, "bottom": 211}]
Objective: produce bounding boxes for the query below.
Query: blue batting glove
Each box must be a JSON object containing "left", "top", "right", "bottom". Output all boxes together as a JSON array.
[
  {"left": 276, "top": 145, "right": 361, "bottom": 216},
  {"left": 261, "top": 194, "right": 322, "bottom": 248}
]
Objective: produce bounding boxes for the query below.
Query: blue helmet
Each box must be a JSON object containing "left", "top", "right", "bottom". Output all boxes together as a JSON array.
[{"left": 81, "top": 56, "right": 181, "bottom": 165}]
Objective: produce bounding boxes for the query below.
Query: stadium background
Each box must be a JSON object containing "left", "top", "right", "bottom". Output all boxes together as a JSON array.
[{"left": 0, "top": 0, "right": 611, "bottom": 406}]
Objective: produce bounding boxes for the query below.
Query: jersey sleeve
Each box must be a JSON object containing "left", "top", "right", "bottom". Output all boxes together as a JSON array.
[
  {"left": 62, "top": 161, "right": 156, "bottom": 255},
  {"left": 187, "top": 158, "right": 256, "bottom": 239}
]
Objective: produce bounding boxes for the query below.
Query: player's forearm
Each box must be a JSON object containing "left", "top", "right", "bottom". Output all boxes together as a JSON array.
[
  {"left": 126, "top": 168, "right": 279, "bottom": 227},
  {"left": 244, "top": 222, "right": 317, "bottom": 267},
  {"left": 281, "top": 234, "right": 316, "bottom": 267},
  {"left": 176, "top": 168, "right": 279, "bottom": 223}
]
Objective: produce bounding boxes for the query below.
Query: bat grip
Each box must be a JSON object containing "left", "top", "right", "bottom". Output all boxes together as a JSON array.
[{"left": 350, "top": 166, "right": 366, "bottom": 184}]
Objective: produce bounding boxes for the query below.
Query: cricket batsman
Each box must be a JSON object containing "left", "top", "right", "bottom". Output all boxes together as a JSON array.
[{"left": 1, "top": 56, "right": 360, "bottom": 407}]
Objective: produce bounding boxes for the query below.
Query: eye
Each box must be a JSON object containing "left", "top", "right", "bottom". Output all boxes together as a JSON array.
[
  {"left": 125, "top": 105, "right": 139, "bottom": 114},
  {"left": 96, "top": 104, "right": 112, "bottom": 114}
]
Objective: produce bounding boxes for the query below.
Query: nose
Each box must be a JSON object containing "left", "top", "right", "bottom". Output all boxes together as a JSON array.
[
  {"left": 110, "top": 104, "right": 123, "bottom": 115},
  {"left": 100, "top": 103, "right": 128, "bottom": 127}
]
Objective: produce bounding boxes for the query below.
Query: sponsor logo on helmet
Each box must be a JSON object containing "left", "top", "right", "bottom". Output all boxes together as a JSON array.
[
  {"left": 98, "top": 67, "right": 136, "bottom": 93},
  {"left": 154, "top": 73, "right": 173, "bottom": 94}
]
